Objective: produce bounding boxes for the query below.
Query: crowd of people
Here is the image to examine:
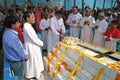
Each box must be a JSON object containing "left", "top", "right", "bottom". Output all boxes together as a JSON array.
[
  {"left": 66, "top": 6, "right": 120, "bottom": 51},
  {"left": 1, "top": 3, "right": 120, "bottom": 80}
]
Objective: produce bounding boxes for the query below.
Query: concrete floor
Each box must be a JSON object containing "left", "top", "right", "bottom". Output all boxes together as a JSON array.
[
  {"left": 1, "top": 49, "right": 52, "bottom": 80},
  {"left": 39, "top": 70, "right": 52, "bottom": 80},
  {"left": 38, "top": 50, "right": 52, "bottom": 80}
]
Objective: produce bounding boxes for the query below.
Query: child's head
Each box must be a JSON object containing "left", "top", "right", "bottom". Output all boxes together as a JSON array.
[
  {"left": 110, "top": 20, "right": 118, "bottom": 28},
  {"left": 42, "top": 12, "right": 48, "bottom": 19},
  {"left": 55, "top": 10, "right": 62, "bottom": 20}
]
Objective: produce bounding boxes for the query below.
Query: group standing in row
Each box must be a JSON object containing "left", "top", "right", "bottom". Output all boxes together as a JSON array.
[{"left": 2, "top": 4, "right": 120, "bottom": 80}]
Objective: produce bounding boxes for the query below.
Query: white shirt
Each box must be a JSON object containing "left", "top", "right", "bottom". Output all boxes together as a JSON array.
[{"left": 67, "top": 13, "right": 82, "bottom": 27}]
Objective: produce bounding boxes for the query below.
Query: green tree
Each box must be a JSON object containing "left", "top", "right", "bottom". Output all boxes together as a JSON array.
[
  {"left": 74, "top": 0, "right": 76, "bottom": 6},
  {"left": 24, "top": 0, "right": 28, "bottom": 12},
  {"left": 4, "top": 0, "right": 8, "bottom": 14},
  {"left": 103, "top": 0, "right": 105, "bottom": 8},
  {"left": 82, "top": 0, "right": 84, "bottom": 9},
  {"left": 93, "top": 0, "right": 97, "bottom": 10},
  {"left": 13, "top": 0, "right": 16, "bottom": 11}
]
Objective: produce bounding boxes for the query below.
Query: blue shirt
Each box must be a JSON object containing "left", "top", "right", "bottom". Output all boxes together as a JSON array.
[{"left": 3, "top": 29, "right": 26, "bottom": 61}]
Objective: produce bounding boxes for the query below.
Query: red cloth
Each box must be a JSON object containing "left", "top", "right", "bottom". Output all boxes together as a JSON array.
[
  {"left": 35, "top": 10, "right": 42, "bottom": 33},
  {"left": 16, "top": 27, "right": 24, "bottom": 43},
  {"left": 104, "top": 27, "right": 120, "bottom": 40},
  {"left": 58, "top": 29, "right": 62, "bottom": 41},
  {"left": 115, "top": 73, "right": 120, "bottom": 80}
]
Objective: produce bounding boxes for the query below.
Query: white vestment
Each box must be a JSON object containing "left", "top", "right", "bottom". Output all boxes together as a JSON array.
[
  {"left": 66, "top": 13, "right": 82, "bottom": 38},
  {"left": 47, "top": 16, "right": 66, "bottom": 52},
  {"left": 104, "top": 37, "right": 120, "bottom": 51},
  {"left": 80, "top": 16, "right": 95, "bottom": 42},
  {"left": 39, "top": 18, "right": 49, "bottom": 50},
  {"left": 23, "top": 23, "right": 44, "bottom": 79},
  {"left": 93, "top": 19, "right": 108, "bottom": 46}
]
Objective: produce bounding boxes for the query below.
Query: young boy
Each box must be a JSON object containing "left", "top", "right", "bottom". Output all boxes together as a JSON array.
[{"left": 104, "top": 20, "right": 120, "bottom": 51}]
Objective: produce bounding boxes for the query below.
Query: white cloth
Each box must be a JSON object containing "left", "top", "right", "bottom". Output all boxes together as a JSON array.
[
  {"left": 80, "top": 16, "right": 95, "bottom": 42},
  {"left": 93, "top": 19, "right": 108, "bottom": 46},
  {"left": 66, "top": 13, "right": 82, "bottom": 38},
  {"left": 39, "top": 18, "right": 49, "bottom": 50},
  {"left": 105, "top": 37, "right": 120, "bottom": 51},
  {"left": 47, "top": 16, "right": 66, "bottom": 52},
  {"left": 23, "top": 23, "right": 44, "bottom": 79}
]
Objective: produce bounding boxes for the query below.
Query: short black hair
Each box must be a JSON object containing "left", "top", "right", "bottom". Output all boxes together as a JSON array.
[
  {"left": 72, "top": 6, "right": 78, "bottom": 9},
  {"left": 4, "top": 15, "right": 19, "bottom": 28},
  {"left": 16, "top": 8, "right": 21, "bottom": 12},
  {"left": 111, "top": 20, "right": 118, "bottom": 25},
  {"left": 23, "top": 11, "right": 32, "bottom": 21},
  {"left": 55, "top": 10, "right": 62, "bottom": 15}
]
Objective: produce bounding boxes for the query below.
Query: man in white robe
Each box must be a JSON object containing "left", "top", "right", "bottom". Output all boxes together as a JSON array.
[
  {"left": 93, "top": 12, "right": 108, "bottom": 47},
  {"left": 66, "top": 6, "right": 82, "bottom": 38},
  {"left": 23, "top": 12, "right": 44, "bottom": 79},
  {"left": 47, "top": 10, "right": 66, "bottom": 52},
  {"left": 80, "top": 9, "right": 95, "bottom": 43}
]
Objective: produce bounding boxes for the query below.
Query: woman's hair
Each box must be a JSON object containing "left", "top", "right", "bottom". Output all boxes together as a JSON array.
[
  {"left": 23, "top": 11, "right": 32, "bottom": 21},
  {"left": 4, "top": 15, "right": 19, "bottom": 28}
]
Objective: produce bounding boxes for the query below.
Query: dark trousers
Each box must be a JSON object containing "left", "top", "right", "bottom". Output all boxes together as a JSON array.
[{"left": 9, "top": 61, "right": 25, "bottom": 80}]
